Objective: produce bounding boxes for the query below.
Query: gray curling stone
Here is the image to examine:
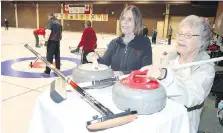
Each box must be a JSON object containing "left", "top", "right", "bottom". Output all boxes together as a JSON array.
[
  {"left": 72, "top": 63, "right": 114, "bottom": 89},
  {"left": 112, "top": 70, "right": 167, "bottom": 115}
]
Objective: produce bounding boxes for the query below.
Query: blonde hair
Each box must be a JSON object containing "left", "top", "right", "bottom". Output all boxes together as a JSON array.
[{"left": 119, "top": 5, "right": 143, "bottom": 36}]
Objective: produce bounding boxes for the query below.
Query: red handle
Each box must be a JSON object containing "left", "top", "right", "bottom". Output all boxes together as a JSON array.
[
  {"left": 121, "top": 69, "right": 160, "bottom": 90},
  {"left": 69, "top": 80, "right": 78, "bottom": 88},
  {"left": 128, "top": 70, "right": 148, "bottom": 84}
]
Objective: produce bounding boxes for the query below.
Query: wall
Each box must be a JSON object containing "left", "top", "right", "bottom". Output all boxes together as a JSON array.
[
  {"left": 1, "top": 1, "right": 166, "bottom": 35},
  {"left": 170, "top": 4, "right": 217, "bottom": 17},
  {"left": 17, "top": 2, "right": 36, "bottom": 28},
  {"left": 214, "top": 1, "right": 223, "bottom": 36},
  {"left": 1, "top": 1, "right": 218, "bottom": 36},
  {"left": 92, "top": 4, "right": 165, "bottom": 35},
  {"left": 38, "top": 2, "right": 61, "bottom": 29},
  {"left": 169, "top": 16, "right": 184, "bottom": 39},
  {"left": 135, "top": 4, "right": 166, "bottom": 36},
  {"left": 93, "top": 4, "right": 124, "bottom": 34},
  {"left": 169, "top": 4, "right": 217, "bottom": 38},
  {"left": 215, "top": 1, "right": 223, "bottom": 19},
  {"left": 1, "top": 2, "right": 16, "bottom": 27}
]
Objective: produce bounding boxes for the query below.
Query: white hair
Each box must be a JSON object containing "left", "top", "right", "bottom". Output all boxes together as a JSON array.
[{"left": 179, "top": 15, "right": 212, "bottom": 52}]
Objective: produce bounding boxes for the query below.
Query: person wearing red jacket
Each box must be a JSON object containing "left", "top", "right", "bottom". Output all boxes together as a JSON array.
[
  {"left": 33, "top": 28, "right": 46, "bottom": 47},
  {"left": 71, "top": 20, "right": 97, "bottom": 64}
]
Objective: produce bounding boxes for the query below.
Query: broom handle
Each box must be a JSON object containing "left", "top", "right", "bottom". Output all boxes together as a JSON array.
[
  {"left": 174, "top": 57, "right": 223, "bottom": 70},
  {"left": 24, "top": 44, "right": 113, "bottom": 116},
  {"left": 77, "top": 56, "right": 223, "bottom": 87}
]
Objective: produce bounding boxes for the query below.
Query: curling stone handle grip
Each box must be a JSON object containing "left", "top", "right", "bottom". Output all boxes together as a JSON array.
[
  {"left": 128, "top": 70, "right": 148, "bottom": 83},
  {"left": 92, "top": 57, "right": 99, "bottom": 69},
  {"left": 92, "top": 52, "right": 99, "bottom": 69}
]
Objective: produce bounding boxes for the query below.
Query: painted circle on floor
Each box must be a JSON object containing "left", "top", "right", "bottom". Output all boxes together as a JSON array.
[{"left": 1, "top": 57, "right": 80, "bottom": 78}]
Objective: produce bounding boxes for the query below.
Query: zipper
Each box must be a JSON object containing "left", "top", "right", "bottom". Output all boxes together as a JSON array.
[
  {"left": 125, "top": 44, "right": 128, "bottom": 53},
  {"left": 124, "top": 44, "right": 128, "bottom": 71}
]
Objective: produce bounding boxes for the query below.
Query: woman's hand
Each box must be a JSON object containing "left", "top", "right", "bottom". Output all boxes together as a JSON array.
[
  {"left": 86, "top": 52, "right": 99, "bottom": 62},
  {"left": 140, "top": 65, "right": 164, "bottom": 80}
]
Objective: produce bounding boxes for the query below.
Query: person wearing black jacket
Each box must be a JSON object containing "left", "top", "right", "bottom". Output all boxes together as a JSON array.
[
  {"left": 43, "top": 12, "right": 62, "bottom": 75},
  {"left": 143, "top": 25, "right": 148, "bottom": 37},
  {"left": 4, "top": 19, "right": 9, "bottom": 30},
  {"left": 86, "top": 5, "right": 152, "bottom": 75},
  {"left": 152, "top": 28, "right": 158, "bottom": 44}
]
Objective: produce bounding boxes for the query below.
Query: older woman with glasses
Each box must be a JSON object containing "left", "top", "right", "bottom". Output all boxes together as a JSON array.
[{"left": 141, "top": 15, "right": 215, "bottom": 133}]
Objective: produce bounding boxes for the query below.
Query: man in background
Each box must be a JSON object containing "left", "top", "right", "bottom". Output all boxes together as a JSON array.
[
  {"left": 43, "top": 12, "right": 62, "bottom": 75},
  {"left": 168, "top": 25, "right": 173, "bottom": 45},
  {"left": 4, "top": 19, "right": 9, "bottom": 30},
  {"left": 71, "top": 20, "right": 97, "bottom": 64},
  {"left": 143, "top": 25, "right": 148, "bottom": 37},
  {"left": 152, "top": 28, "right": 158, "bottom": 44}
]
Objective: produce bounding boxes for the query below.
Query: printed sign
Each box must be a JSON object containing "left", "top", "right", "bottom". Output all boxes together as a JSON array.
[
  {"left": 55, "top": 13, "right": 108, "bottom": 21},
  {"left": 66, "top": 4, "right": 90, "bottom": 14}
]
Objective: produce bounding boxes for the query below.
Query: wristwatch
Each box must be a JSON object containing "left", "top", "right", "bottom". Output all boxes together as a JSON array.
[{"left": 158, "top": 68, "right": 167, "bottom": 80}]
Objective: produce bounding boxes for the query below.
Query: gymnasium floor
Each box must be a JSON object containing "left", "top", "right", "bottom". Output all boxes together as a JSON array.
[{"left": 1, "top": 27, "right": 222, "bottom": 133}]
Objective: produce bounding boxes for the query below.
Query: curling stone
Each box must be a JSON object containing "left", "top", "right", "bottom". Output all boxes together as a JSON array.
[
  {"left": 72, "top": 63, "right": 114, "bottom": 89},
  {"left": 112, "top": 70, "right": 167, "bottom": 115}
]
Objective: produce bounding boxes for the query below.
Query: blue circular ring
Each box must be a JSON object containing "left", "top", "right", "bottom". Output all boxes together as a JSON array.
[{"left": 1, "top": 57, "right": 80, "bottom": 78}]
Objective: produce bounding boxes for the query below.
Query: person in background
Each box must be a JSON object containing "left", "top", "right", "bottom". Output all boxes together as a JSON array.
[
  {"left": 141, "top": 15, "right": 215, "bottom": 133},
  {"left": 4, "top": 19, "right": 9, "bottom": 30},
  {"left": 86, "top": 5, "right": 152, "bottom": 75},
  {"left": 33, "top": 28, "right": 45, "bottom": 48},
  {"left": 71, "top": 20, "right": 97, "bottom": 64},
  {"left": 152, "top": 28, "right": 158, "bottom": 44},
  {"left": 151, "top": 28, "right": 154, "bottom": 43},
  {"left": 43, "top": 12, "right": 62, "bottom": 75},
  {"left": 143, "top": 25, "right": 148, "bottom": 37},
  {"left": 168, "top": 25, "right": 173, "bottom": 45}
]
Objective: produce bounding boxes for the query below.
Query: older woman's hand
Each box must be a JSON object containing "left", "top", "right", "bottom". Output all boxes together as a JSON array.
[{"left": 140, "top": 65, "right": 164, "bottom": 80}]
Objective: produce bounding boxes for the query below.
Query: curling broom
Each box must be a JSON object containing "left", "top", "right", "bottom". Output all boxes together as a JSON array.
[{"left": 24, "top": 44, "right": 137, "bottom": 132}]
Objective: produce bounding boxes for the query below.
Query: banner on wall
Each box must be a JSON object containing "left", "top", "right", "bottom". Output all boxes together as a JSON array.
[
  {"left": 69, "top": 6, "right": 85, "bottom": 14},
  {"left": 65, "top": 4, "right": 90, "bottom": 14},
  {"left": 214, "top": 12, "right": 223, "bottom": 36},
  {"left": 55, "top": 13, "right": 108, "bottom": 21}
]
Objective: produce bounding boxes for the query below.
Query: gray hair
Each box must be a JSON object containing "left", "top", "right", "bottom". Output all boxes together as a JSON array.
[
  {"left": 119, "top": 5, "right": 143, "bottom": 36},
  {"left": 85, "top": 20, "right": 91, "bottom": 27},
  {"left": 179, "top": 15, "right": 212, "bottom": 52},
  {"left": 48, "top": 12, "right": 55, "bottom": 17}
]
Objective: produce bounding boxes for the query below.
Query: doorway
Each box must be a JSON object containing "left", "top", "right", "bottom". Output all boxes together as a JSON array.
[{"left": 156, "top": 21, "right": 164, "bottom": 39}]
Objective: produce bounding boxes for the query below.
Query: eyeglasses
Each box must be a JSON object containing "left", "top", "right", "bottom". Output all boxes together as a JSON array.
[{"left": 176, "top": 33, "right": 200, "bottom": 39}]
